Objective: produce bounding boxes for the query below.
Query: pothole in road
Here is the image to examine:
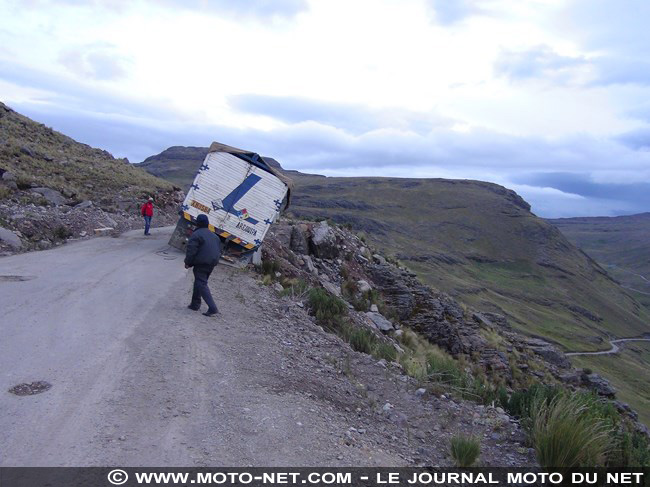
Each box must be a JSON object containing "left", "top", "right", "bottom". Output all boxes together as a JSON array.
[
  {"left": 0, "top": 275, "right": 36, "bottom": 282},
  {"left": 8, "top": 381, "right": 52, "bottom": 396}
]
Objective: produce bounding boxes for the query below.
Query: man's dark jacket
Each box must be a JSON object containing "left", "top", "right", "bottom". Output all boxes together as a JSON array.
[{"left": 184, "top": 228, "right": 222, "bottom": 268}]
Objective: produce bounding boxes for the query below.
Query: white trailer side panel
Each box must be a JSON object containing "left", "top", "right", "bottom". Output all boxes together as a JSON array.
[{"left": 181, "top": 152, "right": 287, "bottom": 248}]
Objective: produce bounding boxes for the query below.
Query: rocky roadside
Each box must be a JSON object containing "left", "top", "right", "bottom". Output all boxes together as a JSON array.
[
  {"left": 261, "top": 218, "right": 648, "bottom": 438},
  {"left": 0, "top": 174, "right": 183, "bottom": 255},
  {"left": 223, "top": 267, "right": 536, "bottom": 467}
]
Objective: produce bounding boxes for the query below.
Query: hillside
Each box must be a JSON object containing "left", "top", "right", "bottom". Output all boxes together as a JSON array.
[
  {"left": 138, "top": 146, "right": 209, "bottom": 187},
  {"left": 549, "top": 213, "right": 650, "bottom": 309},
  {"left": 137, "top": 145, "right": 650, "bottom": 352},
  {"left": 0, "top": 102, "right": 184, "bottom": 252}
]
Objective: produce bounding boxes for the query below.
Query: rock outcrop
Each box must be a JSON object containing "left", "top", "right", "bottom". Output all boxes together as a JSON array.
[{"left": 262, "top": 218, "right": 598, "bottom": 395}]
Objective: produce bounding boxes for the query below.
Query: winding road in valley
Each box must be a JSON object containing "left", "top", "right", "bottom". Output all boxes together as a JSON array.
[{"left": 566, "top": 337, "right": 650, "bottom": 356}]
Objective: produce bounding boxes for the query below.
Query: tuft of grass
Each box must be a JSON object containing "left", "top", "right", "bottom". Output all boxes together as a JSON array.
[
  {"left": 346, "top": 326, "right": 376, "bottom": 354},
  {"left": 280, "top": 278, "right": 310, "bottom": 298},
  {"left": 260, "top": 259, "right": 280, "bottom": 278},
  {"left": 450, "top": 434, "right": 480, "bottom": 467},
  {"left": 502, "top": 384, "right": 562, "bottom": 421},
  {"left": 373, "top": 342, "right": 398, "bottom": 362},
  {"left": 615, "top": 430, "right": 650, "bottom": 467},
  {"left": 528, "top": 393, "right": 613, "bottom": 467},
  {"left": 308, "top": 288, "right": 348, "bottom": 331},
  {"left": 53, "top": 224, "right": 72, "bottom": 240},
  {"left": 345, "top": 326, "right": 399, "bottom": 361},
  {"left": 0, "top": 186, "right": 12, "bottom": 200}
]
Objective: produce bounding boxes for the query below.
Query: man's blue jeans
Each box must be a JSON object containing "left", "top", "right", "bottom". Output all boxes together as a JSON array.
[{"left": 143, "top": 216, "right": 152, "bottom": 235}]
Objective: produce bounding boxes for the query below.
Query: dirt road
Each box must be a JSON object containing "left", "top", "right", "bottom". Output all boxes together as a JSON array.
[
  {"left": 566, "top": 338, "right": 650, "bottom": 356},
  {"left": 0, "top": 228, "right": 390, "bottom": 466}
]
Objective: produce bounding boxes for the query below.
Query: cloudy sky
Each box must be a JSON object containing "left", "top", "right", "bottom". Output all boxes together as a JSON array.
[{"left": 2, "top": 0, "right": 650, "bottom": 217}]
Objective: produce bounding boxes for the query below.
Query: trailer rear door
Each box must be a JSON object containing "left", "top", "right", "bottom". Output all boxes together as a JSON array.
[{"left": 182, "top": 151, "right": 287, "bottom": 248}]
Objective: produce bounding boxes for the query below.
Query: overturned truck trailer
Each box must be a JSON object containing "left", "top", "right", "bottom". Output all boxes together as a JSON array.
[{"left": 169, "top": 142, "right": 292, "bottom": 264}]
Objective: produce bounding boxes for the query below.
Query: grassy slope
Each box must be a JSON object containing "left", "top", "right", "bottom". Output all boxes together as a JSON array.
[
  {"left": 0, "top": 102, "right": 174, "bottom": 205},
  {"left": 550, "top": 214, "right": 650, "bottom": 309},
  {"left": 137, "top": 146, "right": 209, "bottom": 188}
]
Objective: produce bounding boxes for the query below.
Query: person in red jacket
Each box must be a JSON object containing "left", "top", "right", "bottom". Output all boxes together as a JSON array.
[{"left": 141, "top": 197, "right": 154, "bottom": 236}]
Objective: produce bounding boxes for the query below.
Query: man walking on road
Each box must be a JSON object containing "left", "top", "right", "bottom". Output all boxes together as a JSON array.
[
  {"left": 141, "top": 197, "right": 154, "bottom": 236},
  {"left": 185, "top": 214, "right": 221, "bottom": 317}
]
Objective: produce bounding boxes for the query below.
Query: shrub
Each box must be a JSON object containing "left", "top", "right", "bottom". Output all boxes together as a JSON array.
[
  {"left": 307, "top": 288, "right": 348, "bottom": 331},
  {"left": 529, "top": 393, "right": 613, "bottom": 467},
  {"left": 399, "top": 353, "right": 429, "bottom": 381},
  {"left": 280, "top": 278, "right": 310, "bottom": 298},
  {"left": 260, "top": 259, "right": 280, "bottom": 278},
  {"left": 53, "top": 224, "right": 72, "bottom": 240},
  {"left": 503, "top": 384, "right": 562, "bottom": 420},
  {"left": 615, "top": 430, "right": 650, "bottom": 467},
  {"left": 373, "top": 342, "right": 398, "bottom": 362},
  {"left": 0, "top": 186, "right": 12, "bottom": 200},
  {"left": 427, "top": 352, "right": 471, "bottom": 390},
  {"left": 450, "top": 435, "right": 480, "bottom": 467},
  {"left": 348, "top": 327, "right": 376, "bottom": 354}
]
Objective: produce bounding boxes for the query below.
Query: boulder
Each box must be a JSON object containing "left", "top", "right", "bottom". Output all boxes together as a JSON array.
[
  {"left": 321, "top": 280, "right": 342, "bottom": 297},
  {"left": 0, "top": 227, "right": 22, "bottom": 249},
  {"left": 366, "top": 312, "right": 394, "bottom": 332},
  {"left": 30, "top": 187, "right": 66, "bottom": 206},
  {"left": 303, "top": 255, "right": 317, "bottom": 275},
  {"left": 74, "top": 200, "right": 93, "bottom": 210},
  {"left": 309, "top": 221, "right": 338, "bottom": 259},
  {"left": 289, "top": 225, "right": 309, "bottom": 254},
  {"left": 558, "top": 370, "right": 582, "bottom": 385},
  {"left": 273, "top": 282, "right": 284, "bottom": 292},
  {"left": 2, "top": 171, "right": 16, "bottom": 181},
  {"left": 528, "top": 340, "right": 571, "bottom": 368},
  {"left": 373, "top": 254, "right": 387, "bottom": 265},
  {"left": 357, "top": 280, "right": 372, "bottom": 293},
  {"left": 582, "top": 373, "right": 616, "bottom": 397},
  {"left": 252, "top": 248, "right": 262, "bottom": 266},
  {"left": 94, "top": 227, "right": 114, "bottom": 236}
]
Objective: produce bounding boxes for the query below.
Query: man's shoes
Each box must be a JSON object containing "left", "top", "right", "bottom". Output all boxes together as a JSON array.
[
  {"left": 187, "top": 304, "right": 200, "bottom": 311},
  {"left": 203, "top": 309, "right": 219, "bottom": 317}
]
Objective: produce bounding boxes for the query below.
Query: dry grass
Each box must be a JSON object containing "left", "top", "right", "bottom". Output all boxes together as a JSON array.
[{"left": 529, "top": 394, "right": 613, "bottom": 467}]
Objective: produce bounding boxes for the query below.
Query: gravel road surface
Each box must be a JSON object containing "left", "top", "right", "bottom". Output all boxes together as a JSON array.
[{"left": 0, "top": 228, "right": 398, "bottom": 466}]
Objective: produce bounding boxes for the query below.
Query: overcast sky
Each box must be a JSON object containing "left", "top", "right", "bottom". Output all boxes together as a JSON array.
[{"left": 2, "top": 0, "right": 650, "bottom": 217}]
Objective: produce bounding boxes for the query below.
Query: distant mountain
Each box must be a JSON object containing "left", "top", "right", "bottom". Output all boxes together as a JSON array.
[
  {"left": 549, "top": 213, "right": 650, "bottom": 309},
  {"left": 138, "top": 146, "right": 209, "bottom": 187},
  {"left": 137, "top": 146, "right": 308, "bottom": 187}
]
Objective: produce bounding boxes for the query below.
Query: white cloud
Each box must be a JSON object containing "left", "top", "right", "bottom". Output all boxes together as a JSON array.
[{"left": 1, "top": 0, "right": 650, "bottom": 217}]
